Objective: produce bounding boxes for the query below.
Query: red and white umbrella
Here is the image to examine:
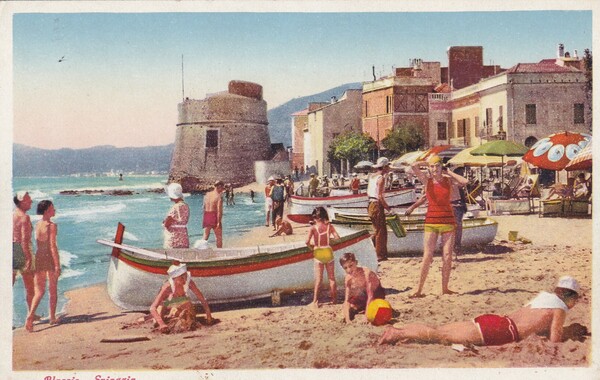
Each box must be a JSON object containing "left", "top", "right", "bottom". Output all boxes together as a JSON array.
[
  {"left": 522, "top": 131, "right": 591, "bottom": 171},
  {"left": 565, "top": 137, "right": 592, "bottom": 171}
]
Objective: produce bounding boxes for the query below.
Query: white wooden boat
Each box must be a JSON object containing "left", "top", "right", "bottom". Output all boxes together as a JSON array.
[
  {"left": 332, "top": 214, "right": 498, "bottom": 256},
  {"left": 97, "top": 223, "right": 377, "bottom": 311},
  {"left": 326, "top": 203, "right": 482, "bottom": 222},
  {"left": 287, "top": 187, "right": 417, "bottom": 224}
]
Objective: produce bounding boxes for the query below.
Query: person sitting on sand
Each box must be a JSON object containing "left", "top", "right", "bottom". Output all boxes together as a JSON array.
[
  {"left": 150, "top": 262, "right": 213, "bottom": 334},
  {"left": 340, "top": 252, "right": 386, "bottom": 324},
  {"left": 378, "top": 276, "right": 581, "bottom": 346},
  {"left": 26, "top": 200, "right": 61, "bottom": 332},
  {"left": 269, "top": 216, "right": 293, "bottom": 237},
  {"left": 305, "top": 206, "right": 340, "bottom": 308}
]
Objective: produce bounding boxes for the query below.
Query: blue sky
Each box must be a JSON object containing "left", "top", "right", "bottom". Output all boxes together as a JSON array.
[{"left": 9, "top": 9, "right": 593, "bottom": 149}]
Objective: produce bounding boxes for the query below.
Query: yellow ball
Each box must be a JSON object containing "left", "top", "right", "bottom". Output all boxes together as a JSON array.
[{"left": 366, "top": 299, "right": 393, "bottom": 326}]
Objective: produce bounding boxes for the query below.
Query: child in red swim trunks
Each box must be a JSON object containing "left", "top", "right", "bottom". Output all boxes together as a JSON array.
[
  {"left": 378, "top": 276, "right": 582, "bottom": 346},
  {"left": 340, "top": 252, "right": 386, "bottom": 324}
]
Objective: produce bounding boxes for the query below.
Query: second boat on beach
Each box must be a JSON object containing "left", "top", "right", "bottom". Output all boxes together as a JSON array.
[
  {"left": 98, "top": 223, "right": 378, "bottom": 311},
  {"left": 332, "top": 213, "right": 498, "bottom": 256}
]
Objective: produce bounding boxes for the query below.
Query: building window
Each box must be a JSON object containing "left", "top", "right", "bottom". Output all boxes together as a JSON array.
[
  {"left": 574, "top": 103, "right": 585, "bottom": 124},
  {"left": 498, "top": 105, "right": 503, "bottom": 130},
  {"left": 474, "top": 116, "right": 480, "bottom": 137},
  {"left": 437, "top": 122, "right": 447, "bottom": 140},
  {"left": 206, "top": 130, "right": 219, "bottom": 148},
  {"left": 386, "top": 96, "right": 392, "bottom": 114},
  {"left": 525, "top": 104, "right": 537, "bottom": 124},
  {"left": 364, "top": 101, "right": 368, "bottom": 117},
  {"left": 485, "top": 108, "right": 493, "bottom": 135},
  {"left": 457, "top": 119, "right": 466, "bottom": 138}
]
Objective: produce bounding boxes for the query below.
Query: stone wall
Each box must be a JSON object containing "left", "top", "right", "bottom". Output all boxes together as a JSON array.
[{"left": 169, "top": 81, "right": 272, "bottom": 192}]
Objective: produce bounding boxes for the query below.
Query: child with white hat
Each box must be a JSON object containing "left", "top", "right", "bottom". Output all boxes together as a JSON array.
[{"left": 149, "top": 262, "right": 213, "bottom": 333}]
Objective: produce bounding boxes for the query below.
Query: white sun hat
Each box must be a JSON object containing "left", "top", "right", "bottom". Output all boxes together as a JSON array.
[
  {"left": 166, "top": 183, "right": 184, "bottom": 199},
  {"left": 556, "top": 276, "right": 580, "bottom": 294},
  {"left": 167, "top": 263, "right": 188, "bottom": 279}
]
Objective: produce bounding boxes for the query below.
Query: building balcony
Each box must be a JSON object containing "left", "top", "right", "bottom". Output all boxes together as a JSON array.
[{"left": 429, "top": 93, "right": 451, "bottom": 102}]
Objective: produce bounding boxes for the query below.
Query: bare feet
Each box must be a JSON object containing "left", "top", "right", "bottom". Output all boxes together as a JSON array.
[
  {"left": 442, "top": 289, "right": 457, "bottom": 295},
  {"left": 309, "top": 301, "right": 320, "bottom": 309},
  {"left": 409, "top": 292, "right": 425, "bottom": 299},
  {"left": 32, "top": 314, "right": 42, "bottom": 321},
  {"left": 49, "top": 317, "right": 61, "bottom": 325},
  {"left": 378, "top": 326, "right": 401, "bottom": 345},
  {"left": 25, "top": 317, "right": 34, "bottom": 332}
]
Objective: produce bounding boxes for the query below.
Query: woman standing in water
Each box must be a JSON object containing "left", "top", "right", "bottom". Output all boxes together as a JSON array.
[{"left": 26, "top": 200, "right": 61, "bottom": 331}]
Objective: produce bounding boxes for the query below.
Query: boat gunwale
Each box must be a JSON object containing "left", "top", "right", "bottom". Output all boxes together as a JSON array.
[{"left": 290, "top": 187, "right": 414, "bottom": 202}]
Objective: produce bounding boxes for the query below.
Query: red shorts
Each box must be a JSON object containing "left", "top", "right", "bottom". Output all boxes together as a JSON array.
[
  {"left": 203, "top": 211, "right": 218, "bottom": 228},
  {"left": 474, "top": 314, "right": 520, "bottom": 346}
]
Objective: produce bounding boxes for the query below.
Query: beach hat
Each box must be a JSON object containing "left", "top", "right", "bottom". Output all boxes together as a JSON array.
[
  {"left": 166, "top": 183, "right": 184, "bottom": 199},
  {"left": 373, "top": 157, "right": 390, "bottom": 168},
  {"left": 310, "top": 173, "right": 315, "bottom": 177},
  {"left": 557, "top": 276, "right": 580, "bottom": 294},
  {"left": 268, "top": 176, "right": 275, "bottom": 181},
  {"left": 352, "top": 173, "right": 358, "bottom": 177},
  {"left": 427, "top": 154, "right": 442, "bottom": 165},
  {"left": 167, "top": 263, "right": 188, "bottom": 278}
]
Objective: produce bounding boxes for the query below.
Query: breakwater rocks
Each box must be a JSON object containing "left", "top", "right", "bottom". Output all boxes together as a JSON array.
[{"left": 59, "top": 188, "right": 165, "bottom": 196}]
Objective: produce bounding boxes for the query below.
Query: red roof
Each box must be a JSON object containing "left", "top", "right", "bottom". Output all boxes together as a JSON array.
[
  {"left": 291, "top": 108, "right": 309, "bottom": 116},
  {"left": 434, "top": 83, "right": 452, "bottom": 93},
  {"left": 505, "top": 60, "right": 580, "bottom": 74}
]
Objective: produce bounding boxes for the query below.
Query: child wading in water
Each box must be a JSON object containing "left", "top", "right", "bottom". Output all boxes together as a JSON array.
[
  {"left": 150, "top": 262, "right": 213, "bottom": 333},
  {"left": 340, "top": 252, "right": 386, "bottom": 324},
  {"left": 305, "top": 207, "right": 340, "bottom": 308}
]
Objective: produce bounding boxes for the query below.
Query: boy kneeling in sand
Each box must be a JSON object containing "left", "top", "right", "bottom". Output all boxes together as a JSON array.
[
  {"left": 379, "top": 276, "right": 582, "bottom": 346},
  {"left": 340, "top": 252, "right": 386, "bottom": 324},
  {"left": 150, "top": 262, "right": 213, "bottom": 333}
]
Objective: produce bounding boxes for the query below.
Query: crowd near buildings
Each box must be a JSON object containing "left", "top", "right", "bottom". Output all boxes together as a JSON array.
[{"left": 292, "top": 44, "right": 592, "bottom": 177}]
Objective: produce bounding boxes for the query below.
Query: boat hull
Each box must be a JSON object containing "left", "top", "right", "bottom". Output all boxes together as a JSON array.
[
  {"left": 333, "top": 216, "right": 498, "bottom": 256},
  {"left": 103, "top": 229, "right": 376, "bottom": 311},
  {"left": 288, "top": 188, "right": 417, "bottom": 224}
]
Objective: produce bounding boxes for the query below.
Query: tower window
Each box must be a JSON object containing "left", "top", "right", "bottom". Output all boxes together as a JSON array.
[{"left": 206, "top": 130, "right": 219, "bottom": 148}]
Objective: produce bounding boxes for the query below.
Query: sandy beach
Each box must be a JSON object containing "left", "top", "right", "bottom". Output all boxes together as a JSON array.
[{"left": 11, "top": 208, "right": 594, "bottom": 376}]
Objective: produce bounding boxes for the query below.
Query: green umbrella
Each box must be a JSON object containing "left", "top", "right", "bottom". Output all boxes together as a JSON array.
[{"left": 470, "top": 140, "right": 528, "bottom": 190}]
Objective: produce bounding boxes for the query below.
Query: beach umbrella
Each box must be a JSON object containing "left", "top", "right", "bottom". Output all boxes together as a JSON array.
[
  {"left": 354, "top": 160, "right": 374, "bottom": 170},
  {"left": 390, "top": 150, "right": 423, "bottom": 169},
  {"left": 522, "top": 131, "right": 591, "bottom": 171},
  {"left": 448, "top": 146, "right": 507, "bottom": 167},
  {"left": 471, "top": 140, "right": 529, "bottom": 185},
  {"left": 565, "top": 137, "right": 593, "bottom": 171},
  {"left": 418, "top": 145, "right": 462, "bottom": 162}
]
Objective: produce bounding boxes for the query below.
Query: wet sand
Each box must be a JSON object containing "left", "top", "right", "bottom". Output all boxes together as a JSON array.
[{"left": 11, "top": 212, "right": 594, "bottom": 375}]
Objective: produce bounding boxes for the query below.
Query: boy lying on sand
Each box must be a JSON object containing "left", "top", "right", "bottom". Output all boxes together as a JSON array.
[
  {"left": 340, "top": 252, "right": 386, "bottom": 324},
  {"left": 150, "top": 262, "right": 213, "bottom": 333},
  {"left": 379, "top": 276, "right": 581, "bottom": 346}
]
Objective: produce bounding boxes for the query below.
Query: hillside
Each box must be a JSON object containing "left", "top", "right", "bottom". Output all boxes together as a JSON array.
[
  {"left": 13, "top": 144, "right": 174, "bottom": 177},
  {"left": 13, "top": 82, "right": 363, "bottom": 176},
  {"left": 267, "top": 82, "right": 362, "bottom": 147}
]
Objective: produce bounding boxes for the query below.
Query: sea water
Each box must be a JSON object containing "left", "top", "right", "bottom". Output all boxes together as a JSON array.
[{"left": 12, "top": 175, "right": 265, "bottom": 327}]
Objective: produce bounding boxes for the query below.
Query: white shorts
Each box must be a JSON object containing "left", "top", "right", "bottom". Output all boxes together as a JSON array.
[{"left": 265, "top": 197, "right": 273, "bottom": 211}]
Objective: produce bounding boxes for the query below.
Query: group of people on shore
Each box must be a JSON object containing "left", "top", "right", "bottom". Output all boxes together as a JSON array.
[{"left": 13, "top": 192, "right": 61, "bottom": 332}]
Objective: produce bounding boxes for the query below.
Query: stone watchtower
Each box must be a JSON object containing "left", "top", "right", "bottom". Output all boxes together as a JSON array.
[{"left": 169, "top": 80, "right": 272, "bottom": 192}]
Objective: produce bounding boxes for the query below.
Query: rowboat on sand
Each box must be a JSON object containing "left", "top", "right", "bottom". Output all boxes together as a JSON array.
[
  {"left": 332, "top": 214, "right": 498, "bottom": 256},
  {"left": 97, "top": 223, "right": 377, "bottom": 311},
  {"left": 287, "top": 187, "right": 417, "bottom": 224}
]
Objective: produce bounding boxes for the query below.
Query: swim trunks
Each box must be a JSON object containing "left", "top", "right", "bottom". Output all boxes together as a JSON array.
[
  {"left": 203, "top": 211, "right": 218, "bottom": 228},
  {"left": 313, "top": 247, "right": 334, "bottom": 264},
  {"left": 13, "top": 242, "right": 26, "bottom": 271},
  {"left": 474, "top": 314, "right": 520, "bottom": 346},
  {"left": 423, "top": 223, "right": 455, "bottom": 234},
  {"left": 348, "top": 285, "right": 386, "bottom": 311}
]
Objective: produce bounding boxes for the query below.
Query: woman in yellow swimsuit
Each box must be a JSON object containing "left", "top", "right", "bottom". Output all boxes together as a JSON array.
[{"left": 305, "top": 207, "right": 340, "bottom": 308}]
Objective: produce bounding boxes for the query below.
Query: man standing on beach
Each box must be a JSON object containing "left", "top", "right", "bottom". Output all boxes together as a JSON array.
[
  {"left": 13, "top": 191, "right": 36, "bottom": 312},
  {"left": 367, "top": 157, "right": 391, "bottom": 262},
  {"left": 270, "top": 177, "right": 286, "bottom": 230},
  {"left": 264, "top": 176, "right": 275, "bottom": 227},
  {"left": 203, "top": 180, "right": 225, "bottom": 248},
  {"left": 308, "top": 173, "right": 319, "bottom": 197}
]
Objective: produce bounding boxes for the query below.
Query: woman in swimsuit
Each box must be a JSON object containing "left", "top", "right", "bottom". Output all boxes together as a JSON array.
[
  {"left": 26, "top": 200, "right": 61, "bottom": 332},
  {"left": 407, "top": 154, "right": 468, "bottom": 298},
  {"left": 150, "top": 262, "right": 213, "bottom": 334},
  {"left": 305, "top": 207, "right": 340, "bottom": 308}
]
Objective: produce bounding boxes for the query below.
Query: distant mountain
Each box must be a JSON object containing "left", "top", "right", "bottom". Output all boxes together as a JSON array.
[
  {"left": 13, "top": 83, "right": 363, "bottom": 176},
  {"left": 13, "top": 143, "right": 174, "bottom": 177},
  {"left": 267, "top": 82, "right": 362, "bottom": 147}
]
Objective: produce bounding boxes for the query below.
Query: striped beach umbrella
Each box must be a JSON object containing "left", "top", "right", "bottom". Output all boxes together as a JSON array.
[{"left": 565, "top": 137, "right": 593, "bottom": 171}]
